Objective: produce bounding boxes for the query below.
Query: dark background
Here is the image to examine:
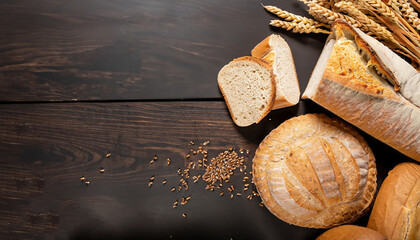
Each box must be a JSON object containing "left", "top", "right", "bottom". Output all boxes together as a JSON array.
[{"left": 0, "top": 0, "right": 415, "bottom": 239}]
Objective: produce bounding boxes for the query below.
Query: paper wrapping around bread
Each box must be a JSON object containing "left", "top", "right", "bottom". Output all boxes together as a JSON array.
[
  {"left": 302, "top": 20, "right": 420, "bottom": 162},
  {"left": 252, "top": 114, "right": 377, "bottom": 228},
  {"left": 367, "top": 162, "right": 420, "bottom": 240}
]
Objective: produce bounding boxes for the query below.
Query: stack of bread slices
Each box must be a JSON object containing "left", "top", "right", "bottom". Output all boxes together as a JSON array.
[{"left": 217, "top": 34, "right": 300, "bottom": 127}]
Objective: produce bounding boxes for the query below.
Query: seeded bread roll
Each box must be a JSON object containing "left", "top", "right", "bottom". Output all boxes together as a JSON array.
[
  {"left": 367, "top": 162, "right": 420, "bottom": 240},
  {"left": 217, "top": 56, "right": 275, "bottom": 127},
  {"left": 251, "top": 34, "right": 300, "bottom": 110},
  {"left": 252, "top": 113, "right": 377, "bottom": 228},
  {"left": 317, "top": 225, "right": 385, "bottom": 240},
  {"left": 302, "top": 20, "right": 420, "bottom": 161}
]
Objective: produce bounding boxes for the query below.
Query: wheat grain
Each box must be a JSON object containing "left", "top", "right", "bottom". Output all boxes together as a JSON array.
[
  {"left": 392, "top": 0, "right": 420, "bottom": 30},
  {"left": 270, "top": 20, "right": 331, "bottom": 34},
  {"left": 302, "top": 0, "right": 365, "bottom": 29},
  {"left": 335, "top": 0, "right": 415, "bottom": 57},
  {"left": 264, "top": 5, "right": 329, "bottom": 28},
  {"left": 314, "top": 0, "right": 335, "bottom": 9},
  {"left": 362, "top": 0, "right": 400, "bottom": 22},
  {"left": 335, "top": 1, "right": 398, "bottom": 41}
]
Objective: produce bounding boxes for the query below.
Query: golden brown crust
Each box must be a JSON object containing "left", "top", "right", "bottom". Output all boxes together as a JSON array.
[
  {"left": 317, "top": 225, "right": 385, "bottom": 240},
  {"left": 332, "top": 20, "right": 400, "bottom": 91},
  {"left": 251, "top": 35, "right": 273, "bottom": 62},
  {"left": 306, "top": 19, "right": 420, "bottom": 161},
  {"left": 217, "top": 56, "right": 275, "bottom": 126},
  {"left": 368, "top": 162, "right": 420, "bottom": 240},
  {"left": 252, "top": 114, "right": 377, "bottom": 228},
  {"left": 311, "top": 77, "right": 420, "bottom": 161}
]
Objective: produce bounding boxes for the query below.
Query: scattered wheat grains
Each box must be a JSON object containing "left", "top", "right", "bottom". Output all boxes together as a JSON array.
[
  {"left": 99, "top": 167, "right": 105, "bottom": 173},
  {"left": 147, "top": 140, "right": 262, "bottom": 213},
  {"left": 106, "top": 153, "right": 111, "bottom": 158}
]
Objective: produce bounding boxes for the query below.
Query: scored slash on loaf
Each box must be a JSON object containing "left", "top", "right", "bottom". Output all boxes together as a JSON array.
[
  {"left": 252, "top": 114, "right": 377, "bottom": 228},
  {"left": 218, "top": 34, "right": 300, "bottom": 127}
]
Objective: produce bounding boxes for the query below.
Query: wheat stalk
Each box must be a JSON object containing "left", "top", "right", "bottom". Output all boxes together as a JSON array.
[
  {"left": 261, "top": 0, "right": 420, "bottom": 68},
  {"left": 391, "top": 0, "right": 420, "bottom": 31},
  {"left": 270, "top": 20, "right": 331, "bottom": 34},
  {"left": 335, "top": 1, "right": 420, "bottom": 63},
  {"left": 408, "top": 0, "right": 420, "bottom": 12},
  {"left": 314, "top": 0, "right": 335, "bottom": 9},
  {"left": 301, "top": 0, "right": 367, "bottom": 30},
  {"left": 263, "top": 5, "right": 329, "bottom": 28},
  {"left": 361, "top": 0, "right": 400, "bottom": 22},
  {"left": 335, "top": 2, "right": 396, "bottom": 41}
]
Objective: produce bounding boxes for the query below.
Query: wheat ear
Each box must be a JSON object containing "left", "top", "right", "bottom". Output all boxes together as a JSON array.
[
  {"left": 301, "top": 0, "right": 366, "bottom": 29},
  {"left": 270, "top": 20, "right": 331, "bottom": 34},
  {"left": 263, "top": 5, "right": 330, "bottom": 28},
  {"left": 337, "top": 1, "right": 420, "bottom": 64},
  {"left": 391, "top": 0, "right": 420, "bottom": 31},
  {"left": 335, "top": 2, "right": 397, "bottom": 41},
  {"left": 361, "top": 0, "right": 400, "bottom": 22}
]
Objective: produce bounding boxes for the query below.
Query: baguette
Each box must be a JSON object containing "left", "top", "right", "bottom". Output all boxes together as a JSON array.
[
  {"left": 302, "top": 19, "right": 420, "bottom": 161},
  {"left": 252, "top": 34, "right": 300, "bottom": 109},
  {"left": 217, "top": 56, "right": 275, "bottom": 127}
]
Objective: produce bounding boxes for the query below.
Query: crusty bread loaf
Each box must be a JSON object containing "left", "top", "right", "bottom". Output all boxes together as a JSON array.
[
  {"left": 317, "top": 225, "right": 385, "bottom": 240},
  {"left": 252, "top": 113, "right": 377, "bottom": 228},
  {"left": 217, "top": 56, "right": 275, "bottom": 127},
  {"left": 252, "top": 34, "right": 300, "bottom": 109},
  {"left": 367, "top": 162, "right": 420, "bottom": 240},
  {"left": 302, "top": 20, "right": 420, "bottom": 161}
]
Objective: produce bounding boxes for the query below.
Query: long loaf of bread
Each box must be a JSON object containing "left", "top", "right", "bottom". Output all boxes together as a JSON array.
[{"left": 302, "top": 20, "right": 420, "bottom": 161}]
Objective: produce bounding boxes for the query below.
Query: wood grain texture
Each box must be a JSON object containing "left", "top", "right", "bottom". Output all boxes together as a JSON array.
[
  {"left": 0, "top": 101, "right": 414, "bottom": 239},
  {"left": 0, "top": 0, "right": 326, "bottom": 102}
]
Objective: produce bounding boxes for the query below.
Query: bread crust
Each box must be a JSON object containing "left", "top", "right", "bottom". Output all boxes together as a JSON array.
[
  {"left": 368, "top": 162, "right": 420, "bottom": 240},
  {"left": 303, "top": 20, "right": 420, "bottom": 161},
  {"left": 333, "top": 20, "right": 400, "bottom": 91},
  {"left": 252, "top": 114, "right": 377, "bottom": 228},
  {"left": 317, "top": 225, "right": 385, "bottom": 240},
  {"left": 217, "top": 56, "right": 275, "bottom": 126},
  {"left": 312, "top": 72, "right": 420, "bottom": 161},
  {"left": 251, "top": 34, "right": 300, "bottom": 109}
]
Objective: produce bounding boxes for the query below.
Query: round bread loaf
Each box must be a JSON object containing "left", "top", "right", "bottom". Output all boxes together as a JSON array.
[
  {"left": 317, "top": 225, "right": 385, "bottom": 240},
  {"left": 367, "top": 162, "right": 420, "bottom": 240},
  {"left": 252, "top": 114, "right": 377, "bottom": 228}
]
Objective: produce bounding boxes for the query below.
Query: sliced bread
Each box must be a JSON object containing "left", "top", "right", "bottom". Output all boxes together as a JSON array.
[
  {"left": 252, "top": 34, "right": 300, "bottom": 109},
  {"left": 217, "top": 56, "right": 275, "bottom": 127}
]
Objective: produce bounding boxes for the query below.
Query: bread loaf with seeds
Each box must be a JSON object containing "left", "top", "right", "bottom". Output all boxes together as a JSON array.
[{"left": 252, "top": 113, "right": 377, "bottom": 228}]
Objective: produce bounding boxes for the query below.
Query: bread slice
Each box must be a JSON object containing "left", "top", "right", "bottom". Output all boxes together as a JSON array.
[
  {"left": 367, "top": 162, "right": 420, "bottom": 240},
  {"left": 302, "top": 20, "right": 420, "bottom": 161},
  {"left": 218, "top": 56, "right": 275, "bottom": 127},
  {"left": 252, "top": 34, "right": 300, "bottom": 109}
]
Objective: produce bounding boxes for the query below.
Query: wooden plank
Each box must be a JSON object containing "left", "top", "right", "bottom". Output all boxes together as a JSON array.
[
  {"left": 0, "top": 101, "right": 414, "bottom": 239},
  {"left": 0, "top": 0, "right": 326, "bottom": 102}
]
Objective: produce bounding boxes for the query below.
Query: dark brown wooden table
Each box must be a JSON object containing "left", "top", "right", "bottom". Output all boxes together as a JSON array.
[{"left": 0, "top": 0, "right": 415, "bottom": 239}]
